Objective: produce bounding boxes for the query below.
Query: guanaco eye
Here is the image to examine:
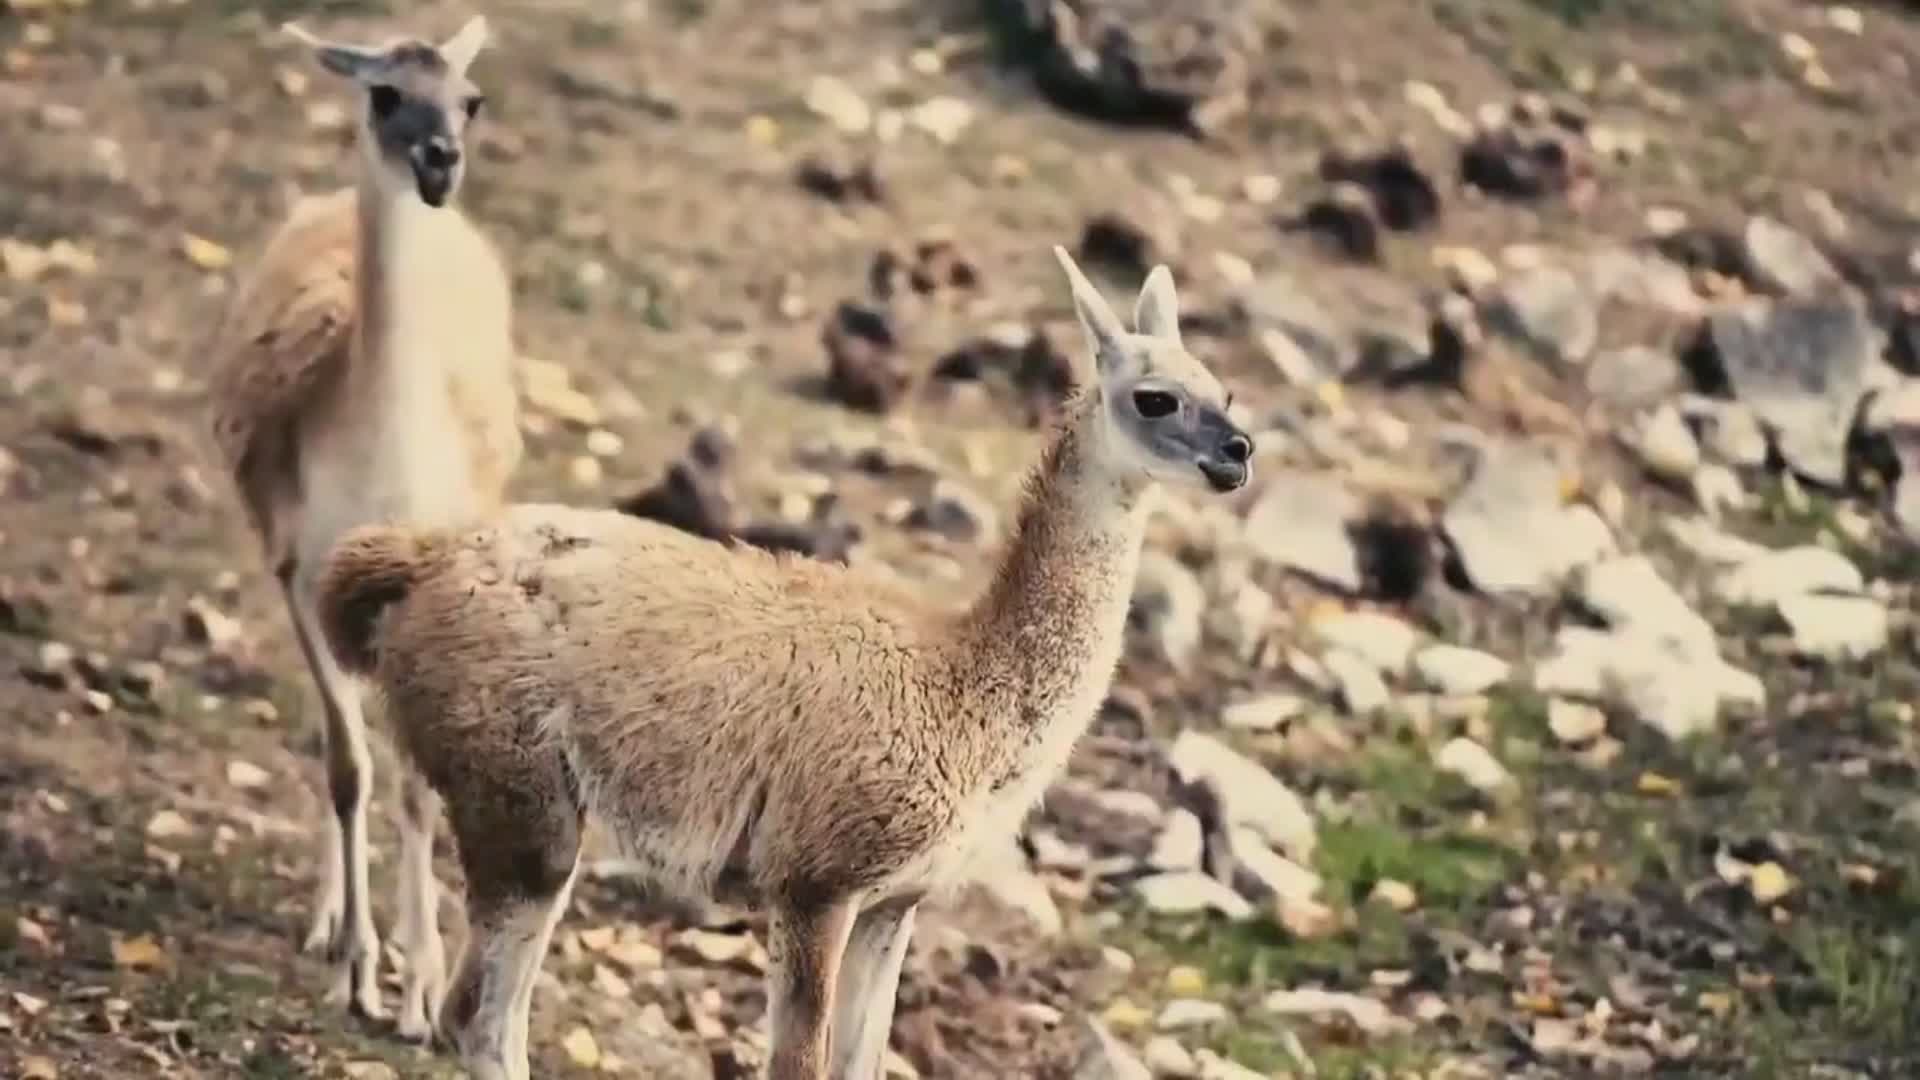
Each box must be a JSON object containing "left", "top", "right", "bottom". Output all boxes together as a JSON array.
[
  {"left": 368, "top": 84, "right": 402, "bottom": 120},
  {"left": 1132, "top": 389, "right": 1179, "bottom": 419},
  {"left": 463, "top": 94, "right": 485, "bottom": 121}
]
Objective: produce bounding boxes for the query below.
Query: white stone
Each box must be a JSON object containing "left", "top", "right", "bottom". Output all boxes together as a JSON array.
[
  {"left": 1142, "top": 1036, "right": 1197, "bottom": 1078},
  {"left": 1435, "top": 737, "right": 1514, "bottom": 794},
  {"left": 1225, "top": 827, "right": 1322, "bottom": 906},
  {"left": 963, "top": 834, "right": 1061, "bottom": 935},
  {"left": 1156, "top": 1000, "right": 1229, "bottom": 1031},
  {"left": 1263, "top": 988, "right": 1409, "bottom": 1035},
  {"left": 1717, "top": 546, "right": 1864, "bottom": 607},
  {"left": 1219, "top": 693, "right": 1305, "bottom": 733},
  {"left": 1624, "top": 402, "right": 1700, "bottom": 482},
  {"left": 1778, "top": 593, "right": 1888, "bottom": 659},
  {"left": 1547, "top": 699, "right": 1607, "bottom": 745},
  {"left": 1413, "top": 644, "right": 1510, "bottom": 695},
  {"left": 1312, "top": 611, "right": 1419, "bottom": 673},
  {"left": 1133, "top": 873, "right": 1254, "bottom": 920},
  {"left": 1148, "top": 809, "right": 1204, "bottom": 873},
  {"left": 1322, "top": 648, "right": 1390, "bottom": 715},
  {"left": 1168, "top": 733, "right": 1315, "bottom": 860}
]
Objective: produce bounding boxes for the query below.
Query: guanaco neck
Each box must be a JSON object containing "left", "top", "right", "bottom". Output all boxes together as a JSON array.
[
  {"left": 960, "top": 391, "right": 1154, "bottom": 771},
  {"left": 347, "top": 154, "right": 447, "bottom": 409}
]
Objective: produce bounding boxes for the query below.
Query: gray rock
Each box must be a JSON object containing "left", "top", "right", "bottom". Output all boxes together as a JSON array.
[
  {"left": 1130, "top": 552, "right": 1206, "bottom": 670},
  {"left": 1167, "top": 731, "right": 1315, "bottom": 859},
  {"left": 963, "top": 833, "right": 1062, "bottom": 935},
  {"left": 1205, "top": 579, "right": 1273, "bottom": 661},
  {"left": 1578, "top": 246, "right": 1703, "bottom": 316},
  {"left": 1742, "top": 215, "right": 1840, "bottom": 296},
  {"left": 1681, "top": 397, "right": 1771, "bottom": 468},
  {"left": 1242, "top": 470, "right": 1362, "bottom": 592},
  {"left": 1007, "top": 0, "right": 1266, "bottom": 135},
  {"left": 1622, "top": 402, "right": 1700, "bottom": 483},
  {"left": 1133, "top": 872, "right": 1255, "bottom": 919},
  {"left": 1075, "top": 1018, "right": 1153, "bottom": 1080},
  {"left": 1702, "top": 299, "right": 1878, "bottom": 485},
  {"left": 1413, "top": 644, "right": 1510, "bottom": 695},
  {"left": 1442, "top": 441, "right": 1615, "bottom": 595},
  {"left": 1779, "top": 593, "right": 1888, "bottom": 659},
  {"left": 1543, "top": 555, "right": 1765, "bottom": 739},
  {"left": 1487, "top": 265, "right": 1598, "bottom": 367},
  {"left": 1241, "top": 273, "right": 1352, "bottom": 381},
  {"left": 905, "top": 479, "right": 997, "bottom": 543},
  {"left": 1586, "top": 345, "right": 1683, "bottom": 409}
]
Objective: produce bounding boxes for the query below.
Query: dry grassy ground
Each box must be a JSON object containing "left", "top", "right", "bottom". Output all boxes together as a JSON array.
[{"left": 3, "top": 0, "right": 1920, "bottom": 1077}]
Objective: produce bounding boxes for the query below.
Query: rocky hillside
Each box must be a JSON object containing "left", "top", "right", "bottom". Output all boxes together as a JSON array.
[{"left": 3, "top": 0, "right": 1919, "bottom": 1077}]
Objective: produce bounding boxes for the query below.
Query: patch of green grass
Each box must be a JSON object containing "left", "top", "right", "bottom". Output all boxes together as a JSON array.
[{"left": 1317, "top": 818, "right": 1519, "bottom": 909}]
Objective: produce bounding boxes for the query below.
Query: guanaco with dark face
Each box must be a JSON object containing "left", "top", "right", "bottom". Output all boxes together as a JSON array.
[{"left": 206, "top": 15, "right": 517, "bottom": 1038}]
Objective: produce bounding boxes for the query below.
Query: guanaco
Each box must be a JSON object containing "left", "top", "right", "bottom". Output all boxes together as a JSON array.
[
  {"left": 205, "top": 15, "right": 517, "bottom": 1038},
  {"left": 314, "top": 248, "right": 1251, "bottom": 1079}
]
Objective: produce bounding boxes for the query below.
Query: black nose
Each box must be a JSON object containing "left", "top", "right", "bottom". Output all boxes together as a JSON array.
[
  {"left": 419, "top": 137, "right": 460, "bottom": 171},
  {"left": 1220, "top": 432, "right": 1253, "bottom": 463}
]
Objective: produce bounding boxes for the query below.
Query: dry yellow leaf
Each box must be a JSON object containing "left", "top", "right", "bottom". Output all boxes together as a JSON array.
[
  {"left": 1100, "top": 998, "right": 1151, "bottom": 1031},
  {"left": 1164, "top": 965, "right": 1205, "bottom": 996},
  {"left": 1635, "top": 772, "right": 1679, "bottom": 797},
  {"left": 111, "top": 933, "right": 168, "bottom": 972},
  {"left": 1749, "top": 861, "right": 1793, "bottom": 904},
  {"left": 179, "top": 233, "right": 232, "bottom": 272},
  {"left": 560, "top": 1024, "right": 601, "bottom": 1068}
]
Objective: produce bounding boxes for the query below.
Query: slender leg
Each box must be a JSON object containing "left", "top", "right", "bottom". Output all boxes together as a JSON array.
[
  {"left": 394, "top": 769, "right": 447, "bottom": 1043},
  {"left": 297, "top": 681, "right": 346, "bottom": 956},
  {"left": 829, "top": 899, "right": 918, "bottom": 1080},
  {"left": 767, "top": 896, "right": 859, "bottom": 1080},
  {"left": 284, "top": 580, "right": 383, "bottom": 1021},
  {"left": 439, "top": 744, "right": 584, "bottom": 1080},
  {"left": 503, "top": 860, "right": 579, "bottom": 1074}
]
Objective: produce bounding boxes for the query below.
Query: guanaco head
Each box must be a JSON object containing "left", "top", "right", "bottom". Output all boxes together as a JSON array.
[
  {"left": 283, "top": 16, "right": 491, "bottom": 208},
  {"left": 1052, "top": 246, "right": 1253, "bottom": 494}
]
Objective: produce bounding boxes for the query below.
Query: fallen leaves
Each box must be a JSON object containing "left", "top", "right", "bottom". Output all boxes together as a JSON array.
[
  {"left": 178, "top": 233, "right": 232, "bottom": 272},
  {"left": 560, "top": 1024, "right": 602, "bottom": 1068},
  {"left": 144, "top": 809, "right": 191, "bottom": 840},
  {"left": 110, "top": 933, "right": 170, "bottom": 972}
]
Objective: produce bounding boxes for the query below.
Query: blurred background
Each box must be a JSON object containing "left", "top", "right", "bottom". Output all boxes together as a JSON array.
[{"left": 3, "top": 0, "right": 1920, "bottom": 1076}]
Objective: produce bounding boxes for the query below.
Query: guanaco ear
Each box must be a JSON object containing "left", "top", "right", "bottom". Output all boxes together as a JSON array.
[
  {"left": 1133, "top": 264, "right": 1181, "bottom": 346},
  {"left": 283, "top": 23, "right": 386, "bottom": 81},
  {"left": 1052, "top": 245, "right": 1128, "bottom": 379},
  {"left": 438, "top": 15, "right": 489, "bottom": 75}
]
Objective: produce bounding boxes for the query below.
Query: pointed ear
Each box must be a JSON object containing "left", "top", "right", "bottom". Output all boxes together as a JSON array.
[
  {"left": 439, "top": 15, "right": 489, "bottom": 75},
  {"left": 1133, "top": 264, "right": 1181, "bottom": 345},
  {"left": 284, "top": 23, "right": 384, "bottom": 81},
  {"left": 1052, "top": 245, "right": 1126, "bottom": 377}
]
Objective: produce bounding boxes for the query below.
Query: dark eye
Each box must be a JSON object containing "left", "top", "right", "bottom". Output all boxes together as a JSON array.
[
  {"left": 368, "top": 84, "right": 401, "bottom": 120},
  {"left": 1132, "top": 389, "right": 1179, "bottom": 419},
  {"left": 463, "top": 94, "right": 485, "bottom": 121}
]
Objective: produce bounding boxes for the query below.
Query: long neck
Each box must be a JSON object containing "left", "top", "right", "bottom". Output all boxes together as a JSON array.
[
  {"left": 350, "top": 163, "right": 445, "bottom": 402},
  {"left": 962, "top": 395, "right": 1153, "bottom": 753}
]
